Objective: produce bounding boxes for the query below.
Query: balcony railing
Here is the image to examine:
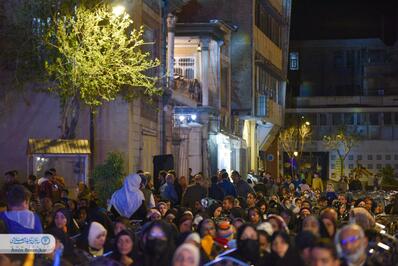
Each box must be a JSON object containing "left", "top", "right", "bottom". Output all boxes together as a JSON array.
[{"left": 173, "top": 77, "right": 202, "bottom": 104}]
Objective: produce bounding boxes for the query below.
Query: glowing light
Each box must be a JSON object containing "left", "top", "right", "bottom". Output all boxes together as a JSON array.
[
  {"left": 293, "top": 151, "right": 299, "bottom": 157},
  {"left": 305, "top": 121, "right": 310, "bottom": 126},
  {"left": 191, "top": 114, "right": 197, "bottom": 121},
  {"left": 376, "top": 222, "right": 386, "bottom": 229},
  {"left": 178, "top": 115, "right": 185, "bottom": 122},
  {"left": 112, "top": 5, "right": 125, "bottom": 16},
  {"left": 377, "top": 242, "right": 390, "bottom": 251}
]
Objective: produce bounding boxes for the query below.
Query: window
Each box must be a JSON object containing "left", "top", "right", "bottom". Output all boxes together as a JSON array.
[
  {"left": 368, "top": 164, "right": 373, "bottom": 169},
  {"left": 320, "top": 114, "right": 328, "bottom": 126},
  {"left": 333, "top": 51, "right": 344, "bottom": 68},
  {"left": 331, "top": 164, "right": 335, "bottom": 169},
  {"left": 332, "top": 113, "right": 343, "bottom": 125},
  {"left": 349, "top": 164, "right": 354, "bottom": 169},
  {"left": 331, "top": 155, "right": 336, "bottom": 161},
  {"left": 376, "top": 164, "right": 382, "bottom": 169},
  {"left": 290, "top": 52, "right": 299, "bottom": 70},
  {"left": 376, "top": 154, "right": 382, "bottom": 160},
  {"left": 369, "top": 113, "right": 379, "bottom": 125},
  {"left": 383, "top": 112, "right": 392, "bottom": 125},
  {"left": 395, "top": 154, "right": 398, "bottom": 160},
  {"left": 348, "top": 155, "right": 354, "bottom": 161},
  {"left": 174, "top": 57, "right": 195, "bottom": 80},
  {"left": 255, "top": 58, "right": 279, "bottom": 101},
  {"left": 368, "top": 154, "right": 373, "bottom": 160},
  {"left": 344, "top": 113, "right": 355, "bottom": 125},
  {"left": 386, "top": 154, "right": 391, "bottom": 160},
  {"left": 357, "top": 113, "right": 367, "bottom": 125},
  {"left": 255, "top": 0, "right": 281, "bottom": 47},
  {"left": 395, "top": 164, "right": 398, "bottom": 170},
  {"left": 395, "top": 113, "right": 398, "bottom": 125},
  {"left": 357, "top": 155, "right": 362, "bottom": 161}
]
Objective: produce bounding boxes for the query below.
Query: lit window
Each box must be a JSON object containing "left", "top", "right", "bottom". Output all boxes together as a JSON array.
[{"left": 289, "top": 52, "right": 299, "bottom": 70}]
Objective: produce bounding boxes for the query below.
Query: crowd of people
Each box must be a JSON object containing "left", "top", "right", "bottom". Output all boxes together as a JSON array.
[{"left": 0, "top": 168, "right": 397, "bottom": 266}]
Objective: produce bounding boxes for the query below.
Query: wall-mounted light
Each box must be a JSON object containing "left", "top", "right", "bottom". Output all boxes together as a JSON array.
[
  {"left": 191, "top": 114, "right": 197, "bottom": 121},
  {"left": 112, "top": 5, "right": 125, "bottom": 16}
]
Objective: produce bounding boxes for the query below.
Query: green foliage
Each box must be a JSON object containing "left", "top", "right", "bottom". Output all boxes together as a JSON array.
[
  {"left": 44, "top": 4, "right": 161, "bottom": 109},
  {"left": 92, "top": 152, "right": 125, "bottom": 206},
  {"left": 323, "top": 128, "right": 358, "bottom": 176},
  {"left": 379, "top": 165, "right": 398, "bottom": 187}
]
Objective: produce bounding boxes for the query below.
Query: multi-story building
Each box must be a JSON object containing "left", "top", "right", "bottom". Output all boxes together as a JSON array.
[
  {"left": 177, "top": 0, "right": 292, "bottom": 177},
  {"left": 286, "top": 38, "right": 398, "bottom": 182},
  {"left": 0, "top": 0, "right": 185, "bottom": 187}
]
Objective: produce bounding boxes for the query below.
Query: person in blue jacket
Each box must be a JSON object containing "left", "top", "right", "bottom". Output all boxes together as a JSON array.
[
  {"left": 0, "top": 184, "right": 43, "bottom": 234},
  {"left": 218, "top": 170, "right": 237, "bottom": 198}
]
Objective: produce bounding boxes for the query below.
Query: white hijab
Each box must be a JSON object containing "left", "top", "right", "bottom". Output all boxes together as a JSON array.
[{"left": 110, "top": 173, "right": 145, "bottom": 218}]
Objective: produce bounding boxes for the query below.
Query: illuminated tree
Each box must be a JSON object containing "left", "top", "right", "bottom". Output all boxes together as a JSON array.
[
  {"left": 44, "top": 4, "right": 160, "bottom": 138},
  {"left": 279, "top": 123, "right": 312, "bottom": 171},
  {"left": 1, "top": 1, "right": 160, "bottom": 138},
  {"left": 323, "top": 129, "right": 358, "bottom": 177}
]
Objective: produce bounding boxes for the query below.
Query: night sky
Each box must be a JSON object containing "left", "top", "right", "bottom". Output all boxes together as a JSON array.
[{"left": 290, "top": 0, "right": 398, "bottom": 45}]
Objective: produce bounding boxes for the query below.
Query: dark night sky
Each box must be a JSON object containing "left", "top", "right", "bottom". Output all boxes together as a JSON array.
[{"left": 290, "top": 0, "right": 398, "bottom": 45}]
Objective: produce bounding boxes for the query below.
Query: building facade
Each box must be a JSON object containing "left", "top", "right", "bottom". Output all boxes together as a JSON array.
[
  {"left": 286, "top": 38, "right": 398, "bottom": 182},
  {"left": 177, "top": 0, "right": 292, "bottom": 177}
]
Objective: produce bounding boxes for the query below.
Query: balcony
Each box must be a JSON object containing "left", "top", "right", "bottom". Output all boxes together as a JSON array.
[{"left": 172, "top": 77, "right": 201, "bottom": 107}]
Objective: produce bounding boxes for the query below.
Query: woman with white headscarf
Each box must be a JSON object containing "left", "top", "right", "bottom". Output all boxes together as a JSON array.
[{"left": 110, "top": 174, "right": 147, "bottom": 220}]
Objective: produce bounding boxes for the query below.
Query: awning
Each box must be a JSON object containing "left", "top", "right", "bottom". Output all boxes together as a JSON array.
[{"left": 27, "top": 139, "right": 91, "bottom": 155}]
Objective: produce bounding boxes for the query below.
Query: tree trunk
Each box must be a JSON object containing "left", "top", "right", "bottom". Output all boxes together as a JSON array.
[
  {"left": 60, "top": 96, "right": 80, "bottom": 139},
  {"left": 89, "top": 108, "right": 95, "bottom": 176}
]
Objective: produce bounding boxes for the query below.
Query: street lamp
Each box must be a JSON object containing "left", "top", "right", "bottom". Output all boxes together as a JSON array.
[
  {"left": 293, "top": 151, "right": 299, "bottom": 157},
  {"left": 112, "top": 5, "right": 125, "bottom": 16},
  {"left": 305, "top": 121, "right": 310, "bottom": 126}
]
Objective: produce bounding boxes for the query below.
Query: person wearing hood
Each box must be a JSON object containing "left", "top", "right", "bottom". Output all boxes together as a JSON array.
[
  {"left": 137, "top": 220, "right": 176, "bottom": 266},
  {"left": 222, "top": 224, "right": 265, "bottom": 265},
  {"left": 172, "top": 243, "right": 201, "bottom": 266},
  {"left": 83, "top": 221, "right": 109, "bottom": 258},
  {"left": 0, "top": 184, "right": 42, "bottom": 234},
  {"left": 48, "top": 208, "right": 80, "bottom": 239},
  {"left": 269, "top": 231, "right": 305, "bottom": 266},
  {"left": 110, "top": 173, "right": 146, "bottom": 220}
]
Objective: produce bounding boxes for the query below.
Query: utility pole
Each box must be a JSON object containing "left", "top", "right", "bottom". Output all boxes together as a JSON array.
[{"left": 160, "top": 0, "right": 169, "bottom": 155}]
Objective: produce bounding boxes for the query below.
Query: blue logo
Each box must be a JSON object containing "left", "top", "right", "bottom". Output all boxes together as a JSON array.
[{"left": 41, "top": 236, "right": 50, "bottom": 245}]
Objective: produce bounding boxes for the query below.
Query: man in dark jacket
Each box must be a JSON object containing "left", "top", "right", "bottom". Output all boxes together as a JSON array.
[
  {"left": 231, "top": 170, "right": 254, "bottom": 198},
  {"left": 209, "top": 176, "right": 225, "bottom": 201},
  {"left": 181, "top": 174, "right": 208, "bottom": 211}
]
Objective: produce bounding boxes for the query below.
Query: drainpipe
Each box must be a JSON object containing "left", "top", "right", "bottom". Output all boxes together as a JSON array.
[{"left": 160, "top": 0, "right": 169, "bottom": 154}]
